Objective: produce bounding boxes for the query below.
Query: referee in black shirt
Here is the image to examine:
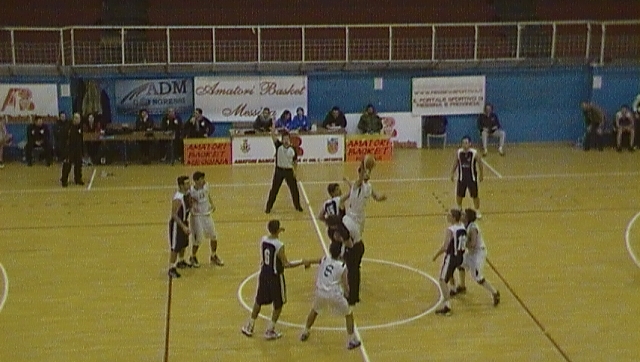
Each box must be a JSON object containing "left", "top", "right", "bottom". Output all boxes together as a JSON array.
[{"left": 265, "top": 125, "right": 303, "bottom": 213}]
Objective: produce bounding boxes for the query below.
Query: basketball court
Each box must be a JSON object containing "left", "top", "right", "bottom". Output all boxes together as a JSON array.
[{"left": 0, "top": 144, "right": 639, "bottom": 361}]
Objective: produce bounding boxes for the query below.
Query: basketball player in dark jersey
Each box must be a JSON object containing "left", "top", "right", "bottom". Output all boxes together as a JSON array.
[
  {"left": 432, "top": 209, "right": 467, "bottom": 315},
  {"left": 241, "top": 220, "right": 313, "bottom": 340},
  {"left": 168, "top": 175, "right": 192, "bottom": 278},
  {"left": 450, "top": 135, "right": 484, "bottom": 218}
]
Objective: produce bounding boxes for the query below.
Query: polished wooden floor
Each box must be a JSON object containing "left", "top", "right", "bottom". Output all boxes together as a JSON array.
[{"left": 1, "top": 144, "right": 640, "bottom": 362}]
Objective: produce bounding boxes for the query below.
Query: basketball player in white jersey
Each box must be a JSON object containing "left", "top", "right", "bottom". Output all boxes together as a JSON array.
[
  {"left": 189, "top": 171, "right": 224, "bottom": 267},
  {"left": 432, "top": 209, "right": 467, "bottom": 315},
  {"left": 454, "top": 208, "right": 500, "bottom": 305},
  {"left": 300, "top": 241, "right": 362, "bottom": 350},
  {"left": 450, "top": 135, "right": 483, "bottom": 218},
  {"left": 341, "top": 163, "right": 386, "bottom": 305}
]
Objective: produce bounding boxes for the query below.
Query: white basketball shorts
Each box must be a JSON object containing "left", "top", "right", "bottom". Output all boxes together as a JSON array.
[
  {"left": 191, "top": 214, "right": 217, "bottom": 245},
  {"left": 312, "top": 291, "right": 351, "bottom": 316},
  {"left": 461, "top": 247, "right": 487, "bottom": 282},
  {"left": 342, "top": 215, "right": 363, "bottom": 243}
]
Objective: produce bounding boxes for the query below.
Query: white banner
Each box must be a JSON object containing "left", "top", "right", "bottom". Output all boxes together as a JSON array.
[
  {"left": 345, "top": 112, "right": 422, "bottom": 148},
  {"left": 194, "top": 76, "right": 307, "bottom": 122},
  {"left": 231, "top": 133, "right": 345, "bottom": 164},
  {"left": 0, "top": 84, "right": 59, "bottom": 122},
  {"left": 412, "top": 76, "right": 485, "bottom": 116}
]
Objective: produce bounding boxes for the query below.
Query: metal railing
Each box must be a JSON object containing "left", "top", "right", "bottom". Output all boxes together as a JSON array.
[{"left": 0, "top": 21, "right": 639, "bottom": 69}]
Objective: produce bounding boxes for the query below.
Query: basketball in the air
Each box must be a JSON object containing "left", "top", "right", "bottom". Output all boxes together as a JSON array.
[{"left": 363, "top": 154, "right": 376, "bottom": 171}]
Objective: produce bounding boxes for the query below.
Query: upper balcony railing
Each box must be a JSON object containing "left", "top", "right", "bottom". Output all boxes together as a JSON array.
[{"left": 0, "top": 21, "right": 639, "bottom": 70}]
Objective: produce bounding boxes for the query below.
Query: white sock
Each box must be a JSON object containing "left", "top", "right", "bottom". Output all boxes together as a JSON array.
[
  {"left": 444, "top": 300, "right": 451, "bottom": 308},
  {"left": 267, "top": 321, "right": 275, "bottom": 330},
  {"left": 248, "top": 318, "right": 255, "bottom": 328}
]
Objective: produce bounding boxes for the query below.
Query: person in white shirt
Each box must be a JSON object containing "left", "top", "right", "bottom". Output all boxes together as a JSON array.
[
  {"left": 189, "top": 171, "right": 224, "bottom": 268},
  {"left": 341, "top": 163, "right": 386, "bottom": 305},
  {"left": 300, "top": 241, "right": 362, "bottom": 350},
  {"left": 452, "top": 208, "right": 500, "bottom": 306}
]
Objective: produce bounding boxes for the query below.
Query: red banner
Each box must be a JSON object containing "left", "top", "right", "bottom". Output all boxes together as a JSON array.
[
  {"left": 345, "top": 135, "right": 393, "bottom": 162},
  {"left": 183, "top": 138, "right": 232, "bottom": 165}
]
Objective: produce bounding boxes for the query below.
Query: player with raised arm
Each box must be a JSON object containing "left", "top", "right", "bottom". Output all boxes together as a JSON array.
[
  {"left": 432, "top": 209, "right": 467, "bottom": 316},
  {"left": 453, "top": 208, "right": 500, "bottom": 305},
  {"left": 340, "top": 156, "right": 386, "bottom": 305},
  {"left": 241, "top": 220, "right": 312, "bottom": 340},
  {"left": 300, "top": 240, "right": 362, "bottom": 350}
]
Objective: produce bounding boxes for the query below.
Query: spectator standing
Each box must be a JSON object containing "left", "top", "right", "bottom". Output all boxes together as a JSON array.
[
  {"left": 161, "top": 108, "right": 183, "bottom": 162},
  {"left": 135, "top": 109, "right": 154, "bottom": 164},
  {"left": 0, "top": 115, "right": 13, "bottom": 168},
  {"left": 60, "top": 113, "right": 84, "bottom": 187},
  {"left": 581, "top": 102, "right": 605, "bottom": 151},
  {"left": 194, "top": 108, "right": 214, "bottom": 137},
  {"left": 53, "top": 111, "right": 68, "bottom": 161}
]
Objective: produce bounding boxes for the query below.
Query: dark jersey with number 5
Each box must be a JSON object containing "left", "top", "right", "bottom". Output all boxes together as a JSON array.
[{"left": 260, "top": 236, "right": 284, "bottom": 275}]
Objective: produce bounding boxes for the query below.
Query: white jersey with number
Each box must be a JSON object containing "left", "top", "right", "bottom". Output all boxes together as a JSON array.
[
  {"left": 315, "top": 256, "right": 346, "bottom": 295},
  {"left": 467, "top": 222, "right": 485, "bottom": 250},
  {"left": 346, "top": 182, "right": 372, "bottom": 224},
  {"left": 190, "top": 184, "right": 213, "bottom": 216}
]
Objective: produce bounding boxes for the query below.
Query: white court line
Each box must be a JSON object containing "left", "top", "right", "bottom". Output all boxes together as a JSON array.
[
  {"left": 299, "top": 181, "right": 371, "bottom": 362},
  {"left": 3, "top": 171, "right": 640, "bottom": 195},
  {"left": 87, "top": 168, "right": 97, "bottom": 191},
  {"left": 624, "top": 212, "right": 640, "bottom": 269},
  {"left": 482, "top": 159, "right": 503, "bottom": 179},
  {"left": 0, "top": 262, "right": 8, "bottom": 313}
]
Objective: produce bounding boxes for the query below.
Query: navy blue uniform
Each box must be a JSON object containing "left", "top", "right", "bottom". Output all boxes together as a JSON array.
[{"left": 255, "top": 236, "right": 287, "bottom": 309}]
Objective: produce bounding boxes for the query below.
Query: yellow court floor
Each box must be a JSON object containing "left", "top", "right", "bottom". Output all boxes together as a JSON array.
[{"left": 0, "top": 144, "right": 640, "bottom": 362}]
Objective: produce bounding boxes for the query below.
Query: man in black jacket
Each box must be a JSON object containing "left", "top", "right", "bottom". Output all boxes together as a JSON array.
[
  {"left": 195, "top": 108, "right": 214, "bottom": 136},
  {"left": 60, "top": 113, "right": 84, "bottom": 187},
  {"left": 25, "top": 117, "right": 53, "bottom": 166},
  {"left": 162, "top": 108, "right": 183, "bottom": 162},
  {"left": 53, "top": 111, "right": 68, "bottom": 161},
  {"left": 322, "top": 106, "right": 347, "bottom": 129}
]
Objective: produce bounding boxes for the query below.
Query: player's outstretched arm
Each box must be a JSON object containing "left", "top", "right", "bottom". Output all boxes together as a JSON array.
[
  {"left": 278, "top": 246, "right": 303, "bottom": 268},
  {"left": 432, "top": 229, "right": 452, "bottom": 261}
]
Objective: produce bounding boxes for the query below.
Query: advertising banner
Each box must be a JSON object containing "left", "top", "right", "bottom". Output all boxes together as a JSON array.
[
  {"left": 412, "top": 76, "right": 485, "bottom": 116},
  {"left": 345, "top": 112, "right": 422, "bottom": 148},
  {"left": 194, "top": 76, "right": 307, "bottom": 122},
  {"left": 231, "top": 133, "right": 344, "bottom": 164},
  {"left": 115, "top": 78, "right": 193, "bottom": 115},
  {"left": 345, "top": 135, "right": 393, "bottom": 162},
  {"left": 0, "top": 84, "right": 59, "bottom": 123},
  {"left": 183, "top": 138, "right": 232, "bottom": 165}
]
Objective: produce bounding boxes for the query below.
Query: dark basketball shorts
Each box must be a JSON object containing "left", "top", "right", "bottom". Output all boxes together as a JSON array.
[
  {"left": 439, "top": 253, "right": 464, "bottom": 283},
  {"left": 255, "top": 272, "right": 287, "bottom": 309},
  {"left": 457, "top": 179, "right": 478, "bottom": 198},
  {"left": 168, "top": 221, "right": 189, "bottom": 252}
]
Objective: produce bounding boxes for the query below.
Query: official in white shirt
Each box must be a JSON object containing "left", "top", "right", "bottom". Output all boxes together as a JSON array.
[{"left": 265, "top": 127, "right": 303, "bottom": 213}]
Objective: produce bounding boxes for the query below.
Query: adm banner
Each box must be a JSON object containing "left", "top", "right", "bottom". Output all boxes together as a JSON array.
[
  {"left": 412, "top": 76, "right": 485, "bottom": 116},
  {"left": 0, "top": 84, "right": 59, "bottom": 123},
  {"left": 194, "top": 76, "right": 307, "bottom": 122},
  {"left": 115, "top": 78, "right": 193, "bottom": 115}
]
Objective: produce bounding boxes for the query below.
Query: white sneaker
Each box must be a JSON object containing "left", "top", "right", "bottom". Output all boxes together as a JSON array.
[
  {"left": 241, "top": 324, "right": 254, "bottom": 337},
  {"left": 264, "top": 329, "right": 282, "bottom": 340},
  {"left": 483, "top": 149, "right": 488, "bottom": 156},
  {"left": 498, "top": 147, "right": 504, "bottom": 156},
  {"left": 476, "top": 211, "right": 482, "bottom": 219}
]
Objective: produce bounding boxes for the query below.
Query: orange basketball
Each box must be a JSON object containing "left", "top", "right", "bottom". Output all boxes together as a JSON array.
[{"left": 363, "top": 154, "right": 376, "bottom": 171}]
